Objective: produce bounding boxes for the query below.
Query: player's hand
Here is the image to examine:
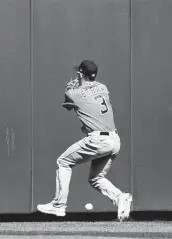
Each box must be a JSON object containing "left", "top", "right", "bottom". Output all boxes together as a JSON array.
[{"left": 65, "top": 78, "right": 80, "bottom": 92}]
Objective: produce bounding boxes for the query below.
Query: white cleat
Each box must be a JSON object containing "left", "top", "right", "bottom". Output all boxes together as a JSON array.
[
  {"left": 37, "top": 202, "right": 66, "bottom": 217},
  {"left": 117, "top": 193, "right": 132, "bottom": 222}
]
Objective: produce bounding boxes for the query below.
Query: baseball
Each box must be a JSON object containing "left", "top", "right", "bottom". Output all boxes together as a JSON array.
[{"left": 85, "top": 203, "right": 93, "bottom": 211}]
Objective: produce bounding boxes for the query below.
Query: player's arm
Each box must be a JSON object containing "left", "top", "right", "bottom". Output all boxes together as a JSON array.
[{"left": 62, "top": 91, "right": 76, "bottom": 111}]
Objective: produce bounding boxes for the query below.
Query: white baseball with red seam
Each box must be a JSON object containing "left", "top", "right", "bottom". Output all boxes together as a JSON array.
[{"left": 85, "top": 203, "right": 93, "bottom": 211}]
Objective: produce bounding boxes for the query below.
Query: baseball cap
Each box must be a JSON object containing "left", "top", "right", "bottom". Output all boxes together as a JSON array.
[{"left": 73, "top": 60, "right": 98, "bottom": 80}]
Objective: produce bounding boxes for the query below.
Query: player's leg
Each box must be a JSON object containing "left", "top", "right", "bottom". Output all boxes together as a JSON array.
[
  {"left": 88, "top": 155, "right": 132, "bottom": 221},
  {"left": 37, "top": 136, "right": 100, "bottom": 216},
  {"left": 88, "top": 154, "right": 122, "bottom": 203}
]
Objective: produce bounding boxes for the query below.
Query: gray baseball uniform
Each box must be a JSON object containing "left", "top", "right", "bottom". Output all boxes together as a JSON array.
[
  {"left": 66, "top": 81, "right": 115, "bottom": 133},
  {"left": 54, "top": 80, "right": 122, "bottom": 208}
]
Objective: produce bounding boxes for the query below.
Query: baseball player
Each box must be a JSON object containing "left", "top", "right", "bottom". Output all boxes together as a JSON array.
[{"left": 37, "top": 60, "right": 132, "bottom": 221}]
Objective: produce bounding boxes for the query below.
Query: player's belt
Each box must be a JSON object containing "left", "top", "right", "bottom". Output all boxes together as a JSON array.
[
  {"left": 88, "top": 130, "right": 118, "bottom": 137},
  {"left": 100, "top": 129, "right": 118, "bottom": 136}
]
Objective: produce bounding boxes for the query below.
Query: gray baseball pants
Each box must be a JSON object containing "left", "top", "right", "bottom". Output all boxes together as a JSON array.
[{"left": 54, "top": 130, "right": 122, "bottom": 208}]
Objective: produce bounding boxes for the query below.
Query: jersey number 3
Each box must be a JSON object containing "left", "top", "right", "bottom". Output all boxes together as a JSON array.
[{"left": 94, "top": 95, "right": 108, "bottom": 114}]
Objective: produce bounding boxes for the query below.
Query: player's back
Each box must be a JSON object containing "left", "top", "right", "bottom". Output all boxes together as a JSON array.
[{"left": 68, "top": 81, "right": 116, "bottom": 134}]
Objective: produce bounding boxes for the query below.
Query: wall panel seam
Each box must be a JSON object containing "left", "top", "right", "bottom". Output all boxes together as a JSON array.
[
  {"left": 29, "top": 0, "right": 34, "bottom": 212},
  {"left": 130, "top": 0, "right": 134, "bottom": 211}
]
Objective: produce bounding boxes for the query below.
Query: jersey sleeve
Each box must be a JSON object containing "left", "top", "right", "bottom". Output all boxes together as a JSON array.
[
  {"left": 64, "top": 90, "right": 75, "bottom": 103},
  {"left": 62, "top": 90, "right": 76, "bottom": 111}
]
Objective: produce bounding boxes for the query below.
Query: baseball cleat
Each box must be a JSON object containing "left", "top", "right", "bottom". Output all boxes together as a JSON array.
[
  {"left": 37, "top": 202, "right": 66, "bottom": 216},
  {"left": 117, "top": 193, "right": 132, "bottom": 222}
]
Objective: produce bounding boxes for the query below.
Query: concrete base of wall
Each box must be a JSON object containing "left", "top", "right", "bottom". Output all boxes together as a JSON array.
[{"left": 0, "top": 211, "right": 172, "bottom": 222}]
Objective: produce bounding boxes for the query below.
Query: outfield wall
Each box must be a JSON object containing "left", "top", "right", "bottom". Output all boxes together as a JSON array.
[{"left": 0, "top": 0, "right": 171, "bottom": 213}]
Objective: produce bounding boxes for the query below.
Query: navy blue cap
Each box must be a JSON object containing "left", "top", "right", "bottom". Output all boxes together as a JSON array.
[{"left": 73, "top": 60, "right": 98, "bottom": 80}]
